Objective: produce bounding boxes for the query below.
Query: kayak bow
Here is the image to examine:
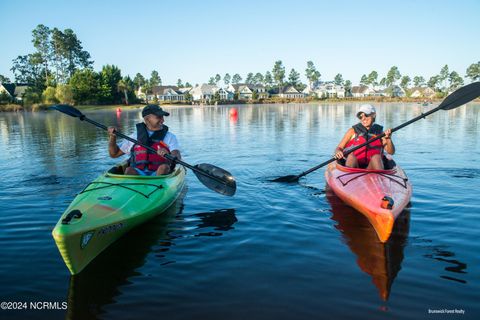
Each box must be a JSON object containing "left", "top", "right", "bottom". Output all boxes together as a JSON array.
[
  {"left": 52, "top": 164, "right": 186, "bottom": 275},
  {"left": 325, "top": 156, "right": 412, "bottom": 243}
]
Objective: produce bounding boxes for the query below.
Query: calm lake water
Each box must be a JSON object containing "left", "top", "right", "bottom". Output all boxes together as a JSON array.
[{"left": 0, "top": 102, "right": 479, "bottom": 320}]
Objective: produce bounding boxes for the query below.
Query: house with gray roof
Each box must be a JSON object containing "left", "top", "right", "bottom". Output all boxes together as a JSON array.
[
  {"left": 268, "top": 85, "right": 305, "bottom": 99},
  {"left": 228, "top": 83, "right": 268, "bottom": 100},
  {"left": 189, "top": 84, "right": 217, "bottom": 102},
  {"left": 0, "top": 83, "right": 30, "bottom": 102},
  {"left": 410, "top": 87, "right": 435, "bottom": 98}
]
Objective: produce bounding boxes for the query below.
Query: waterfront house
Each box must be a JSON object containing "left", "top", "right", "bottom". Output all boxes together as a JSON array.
[
  {"left": 315, "top": 82, "right": 345, "bottom": 98},
  {"left": 228, "top": 83, "right": 268, "bottom": 100},
  {"left": 213, "top": 87, "right": 234, "bottom": 101},
  {"left": 351, "top": 85, "right": 376, "bottom": 98},
  {"left": 0, "top": 83, "right": 30, "bottom": 102},
  {"left": 269, "top": 85, "right": 305, "bottom": 99},
  {"left": 410, "top": 87, "right": 435, "bottom": 99},
  {"left": 189, "top": 84, "right": 218, "bottom": 102},
  {"left": 152, "top": 86, "right": 186, "bottom": 101}
]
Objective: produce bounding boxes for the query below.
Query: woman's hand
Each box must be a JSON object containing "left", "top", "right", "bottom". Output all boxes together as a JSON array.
[
  {"left": 333, "top": 148, "right": 344, "bottom": 159},
  {"left": 384, "top": 128, "right": 392, "bottom": 139}
]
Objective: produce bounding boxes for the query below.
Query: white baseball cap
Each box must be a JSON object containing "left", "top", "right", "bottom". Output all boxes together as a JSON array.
[{"left": 356, "top": 104, "right": 376, "bottom": 118}]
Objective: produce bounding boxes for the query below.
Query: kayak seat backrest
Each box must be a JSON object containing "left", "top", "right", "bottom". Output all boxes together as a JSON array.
[
  {"left": 383, "top": 157, "right": 396, "bottom": 170},
  {"left": 108, "top": 164, "right": 126, "bottom": 175}
]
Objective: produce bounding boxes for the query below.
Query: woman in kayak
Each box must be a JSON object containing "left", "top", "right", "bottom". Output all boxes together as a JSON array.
[
  {"left": 107, "top": 104, "right": 181, "bottom": 175},
  {"left": 333, "top": 104, "right": 394, "bottom": 170}
]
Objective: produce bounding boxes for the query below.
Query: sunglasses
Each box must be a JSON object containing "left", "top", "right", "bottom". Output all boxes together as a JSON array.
[{"left": 357, "top": 112, "right": 373, "bottom": 120}]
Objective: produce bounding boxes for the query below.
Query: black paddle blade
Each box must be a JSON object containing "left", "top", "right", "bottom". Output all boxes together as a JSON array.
[
  {"left": 49, "top": 104, "right": 84, "bottom": 118},
  {"left": 193, "top": 163, "right": 236, "bottom": 196},
  {"left": 270, "top": 175, "right": 300, "bottom": 183},
  {"left": 439, "top": 82, "right": 480, "bottom": 110}
]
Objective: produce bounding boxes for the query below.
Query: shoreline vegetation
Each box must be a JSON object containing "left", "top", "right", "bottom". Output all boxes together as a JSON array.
[
  {"left": 3, "top": 96, "right": 479, "bottom": 112},
  {"left": 2, "top": 25, "right": 480, "bottom": 114}
]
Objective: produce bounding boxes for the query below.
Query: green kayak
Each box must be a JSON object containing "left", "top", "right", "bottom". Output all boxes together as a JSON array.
[{"left": 52, "top": 163, "right": 186, "bottom": 275}]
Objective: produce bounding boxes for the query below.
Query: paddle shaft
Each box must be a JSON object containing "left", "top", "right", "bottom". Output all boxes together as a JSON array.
[
  {"left": 79, "top": 116, "right": 226, "bottom": 184},
  {"left": 293, "top": 103, "right": 449, "bottom": 180}
]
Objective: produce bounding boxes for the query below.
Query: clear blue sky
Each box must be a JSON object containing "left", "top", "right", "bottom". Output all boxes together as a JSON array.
[{"left": 1, "top": 0, "right": 479, "bottom": 85}]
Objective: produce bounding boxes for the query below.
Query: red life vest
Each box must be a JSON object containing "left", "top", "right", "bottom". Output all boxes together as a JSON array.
[
  {"left": 130, "top": 123, "right": 170, "bottom": 171},
  {"left": 344, "top": 123, "right": 383, "bottom": 165}
]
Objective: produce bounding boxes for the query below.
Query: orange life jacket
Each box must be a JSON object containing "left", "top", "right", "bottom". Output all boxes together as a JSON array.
[
  {"left": 130, "top": 123, "right": 170, "bottom": 171},
  {"left": 344, "top": 123, "right": 383, "bottom": 164}
]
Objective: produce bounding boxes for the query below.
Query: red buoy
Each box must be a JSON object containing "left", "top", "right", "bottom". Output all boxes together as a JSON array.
[{"left": 229, "top": 108, "right": 238, "bottom": 117}]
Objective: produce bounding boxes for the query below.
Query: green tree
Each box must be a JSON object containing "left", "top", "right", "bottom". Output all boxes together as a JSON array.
[
  {"left": 0, "top": 74, "right": 11, "bottom": 83},
  {"left": 272, "top": 60, "right": 285, "bottom": 90},
  {"left": 150, "top": 70, "right": 161, "bottom": 86},
  {"left": 32, "top": 24, "right": 52, "bottom": 83},
  {"left": 264, "top": 71, "right": 273, "bottom": 88},
  {"left": 184, "top": 91, "right": 192, "bottom": 102},
  {"left": 367, "top": 71, "right": 378, "bottom": 85},
  {"left": 413, "top": 76, "right": 425, "bottom": 87},
  {"left": 253, "top": 72, "right": 264, "bottom": 85},
  {"left": 142, "top": 82, "right": 152, "bottom": 103},
  {"left": 11, "top": 53, "right": 47, "bottom": 92},
  {"left": 98, "top": 65, "right": 122, "bottom": 104},
  {"left": 305, "top": 61, "right": 320, "bottom": 88},
  {"left": 55, "top": 84, "right": 74, "bottom": 104},
  {"left": 0, "top": 91, "right": 12, "bottom": 103},
  {"left": 117, "top": 78, "right": 132, "bottom": 105},
  {"left": 360, "top": 74, "right": 368, "bottom": 86},
  {"left": 386, "top": 66, "right": 401, "bottom": 87},
  {"left": 246, "top": 72, "right": 254, "bottom": 84},
  {"left": 448, "top": 71, "right": 464, "bottom": 90},
  {"left": 334, "top": 73, "right": 344, "bottom": 86},
  {"left": 232, "top": 73, "right": 242, "bottom": 84},
  {"left": 428, "top": 75, "right": 440, "bottom": 91},
  {"left": 379, "top": 77, "right": 386, "bottom": 87},
  {"left": 252, "top": 90, "right": 258, "bottom": 100},
  {"left": 51, "top": 27, "right": 92, "bottom": 83},
  {"left": 215, "top": 74, "right": 221, "bottom": 85},
  {"left": 23, "top": 88, "right": 42, "bottom": 106},
  {"left": 288, "top": 68, "right": 301, "bottom": 88},
  {"left": 208, "top": 77, "right": 216, "bottom": 85},
  {"left": 177, "top": 79, "right": 183, "bottom": 88},
  {"left": 439, "top": 64, "right": 449, "bottom": 92},
  {"left": 400, "top": 76, "right": 411, "bottom": 90},
  {"left": 213, "top": 90, "right": 221, "bottom": 102},
  {"left": 185, "top": 82, "right": 192, "bottom": 88},
  {"left": 466, "top": 61, "right": 480, "bottom": 82},
  {"left": 69, "top": 68, "right": 99, "bottom": 104},
  {"left": 223, "top": 73, "right": 231, "bottom": 86},
  {"left": 42, "top": 86, "right": 58, "bottom": 104},
  {"left": 133, "top": 73, "right": 146, "bottom": 91},
  {"left": 344, "top": 80, "right": 352, "bottom": 96}
]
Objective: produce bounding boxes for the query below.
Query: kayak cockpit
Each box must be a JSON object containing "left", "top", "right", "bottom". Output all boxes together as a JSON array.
[{"left": 335, "top": 154, "right": 397, "bottom": 171}]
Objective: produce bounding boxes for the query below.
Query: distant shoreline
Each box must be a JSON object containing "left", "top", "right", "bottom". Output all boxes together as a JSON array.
[{"left": 2, "top": 97, "right": 479, "bottom": 112}]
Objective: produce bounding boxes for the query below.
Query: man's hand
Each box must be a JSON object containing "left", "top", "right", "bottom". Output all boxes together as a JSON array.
[
  {"left": 107, "top": 126, "right": 117, "bottom": 138},
  {"left": 157, "top": 146, "right": 170, "bottom": 157}
]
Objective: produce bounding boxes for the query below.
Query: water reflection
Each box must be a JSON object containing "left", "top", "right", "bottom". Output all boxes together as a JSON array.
[
  {"left": 194, "top": 209, "right": 238, "bottom": 236},
  {"left": 65, "top": 201, "right": 238, "bottom": 320},
  {"left": 327, "top": 191, "right": 409, "bottom": 301},
  {"left": 65, "top": 195, "right": 184, "bottom": 320}
]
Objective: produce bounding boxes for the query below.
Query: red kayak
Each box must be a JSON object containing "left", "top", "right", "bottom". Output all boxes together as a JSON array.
[{"left": 325, "top": 156, "right": 412, "bottom": 243}]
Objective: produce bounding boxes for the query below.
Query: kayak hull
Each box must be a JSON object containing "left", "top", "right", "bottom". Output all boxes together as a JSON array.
[
  {"left": 52, "top": 165, "right": 186, "bottom": 275},
  {"left": 325, "top": 158, "right": 412, "bottom": 243}
]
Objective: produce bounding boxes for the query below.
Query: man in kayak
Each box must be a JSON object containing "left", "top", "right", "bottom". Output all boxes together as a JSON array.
[
  {"left": 333, "top": 104, "right": 394, "bottom": 170},
  {"left": 107, "top": 104, "right": 181, "bottom": 175}
]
